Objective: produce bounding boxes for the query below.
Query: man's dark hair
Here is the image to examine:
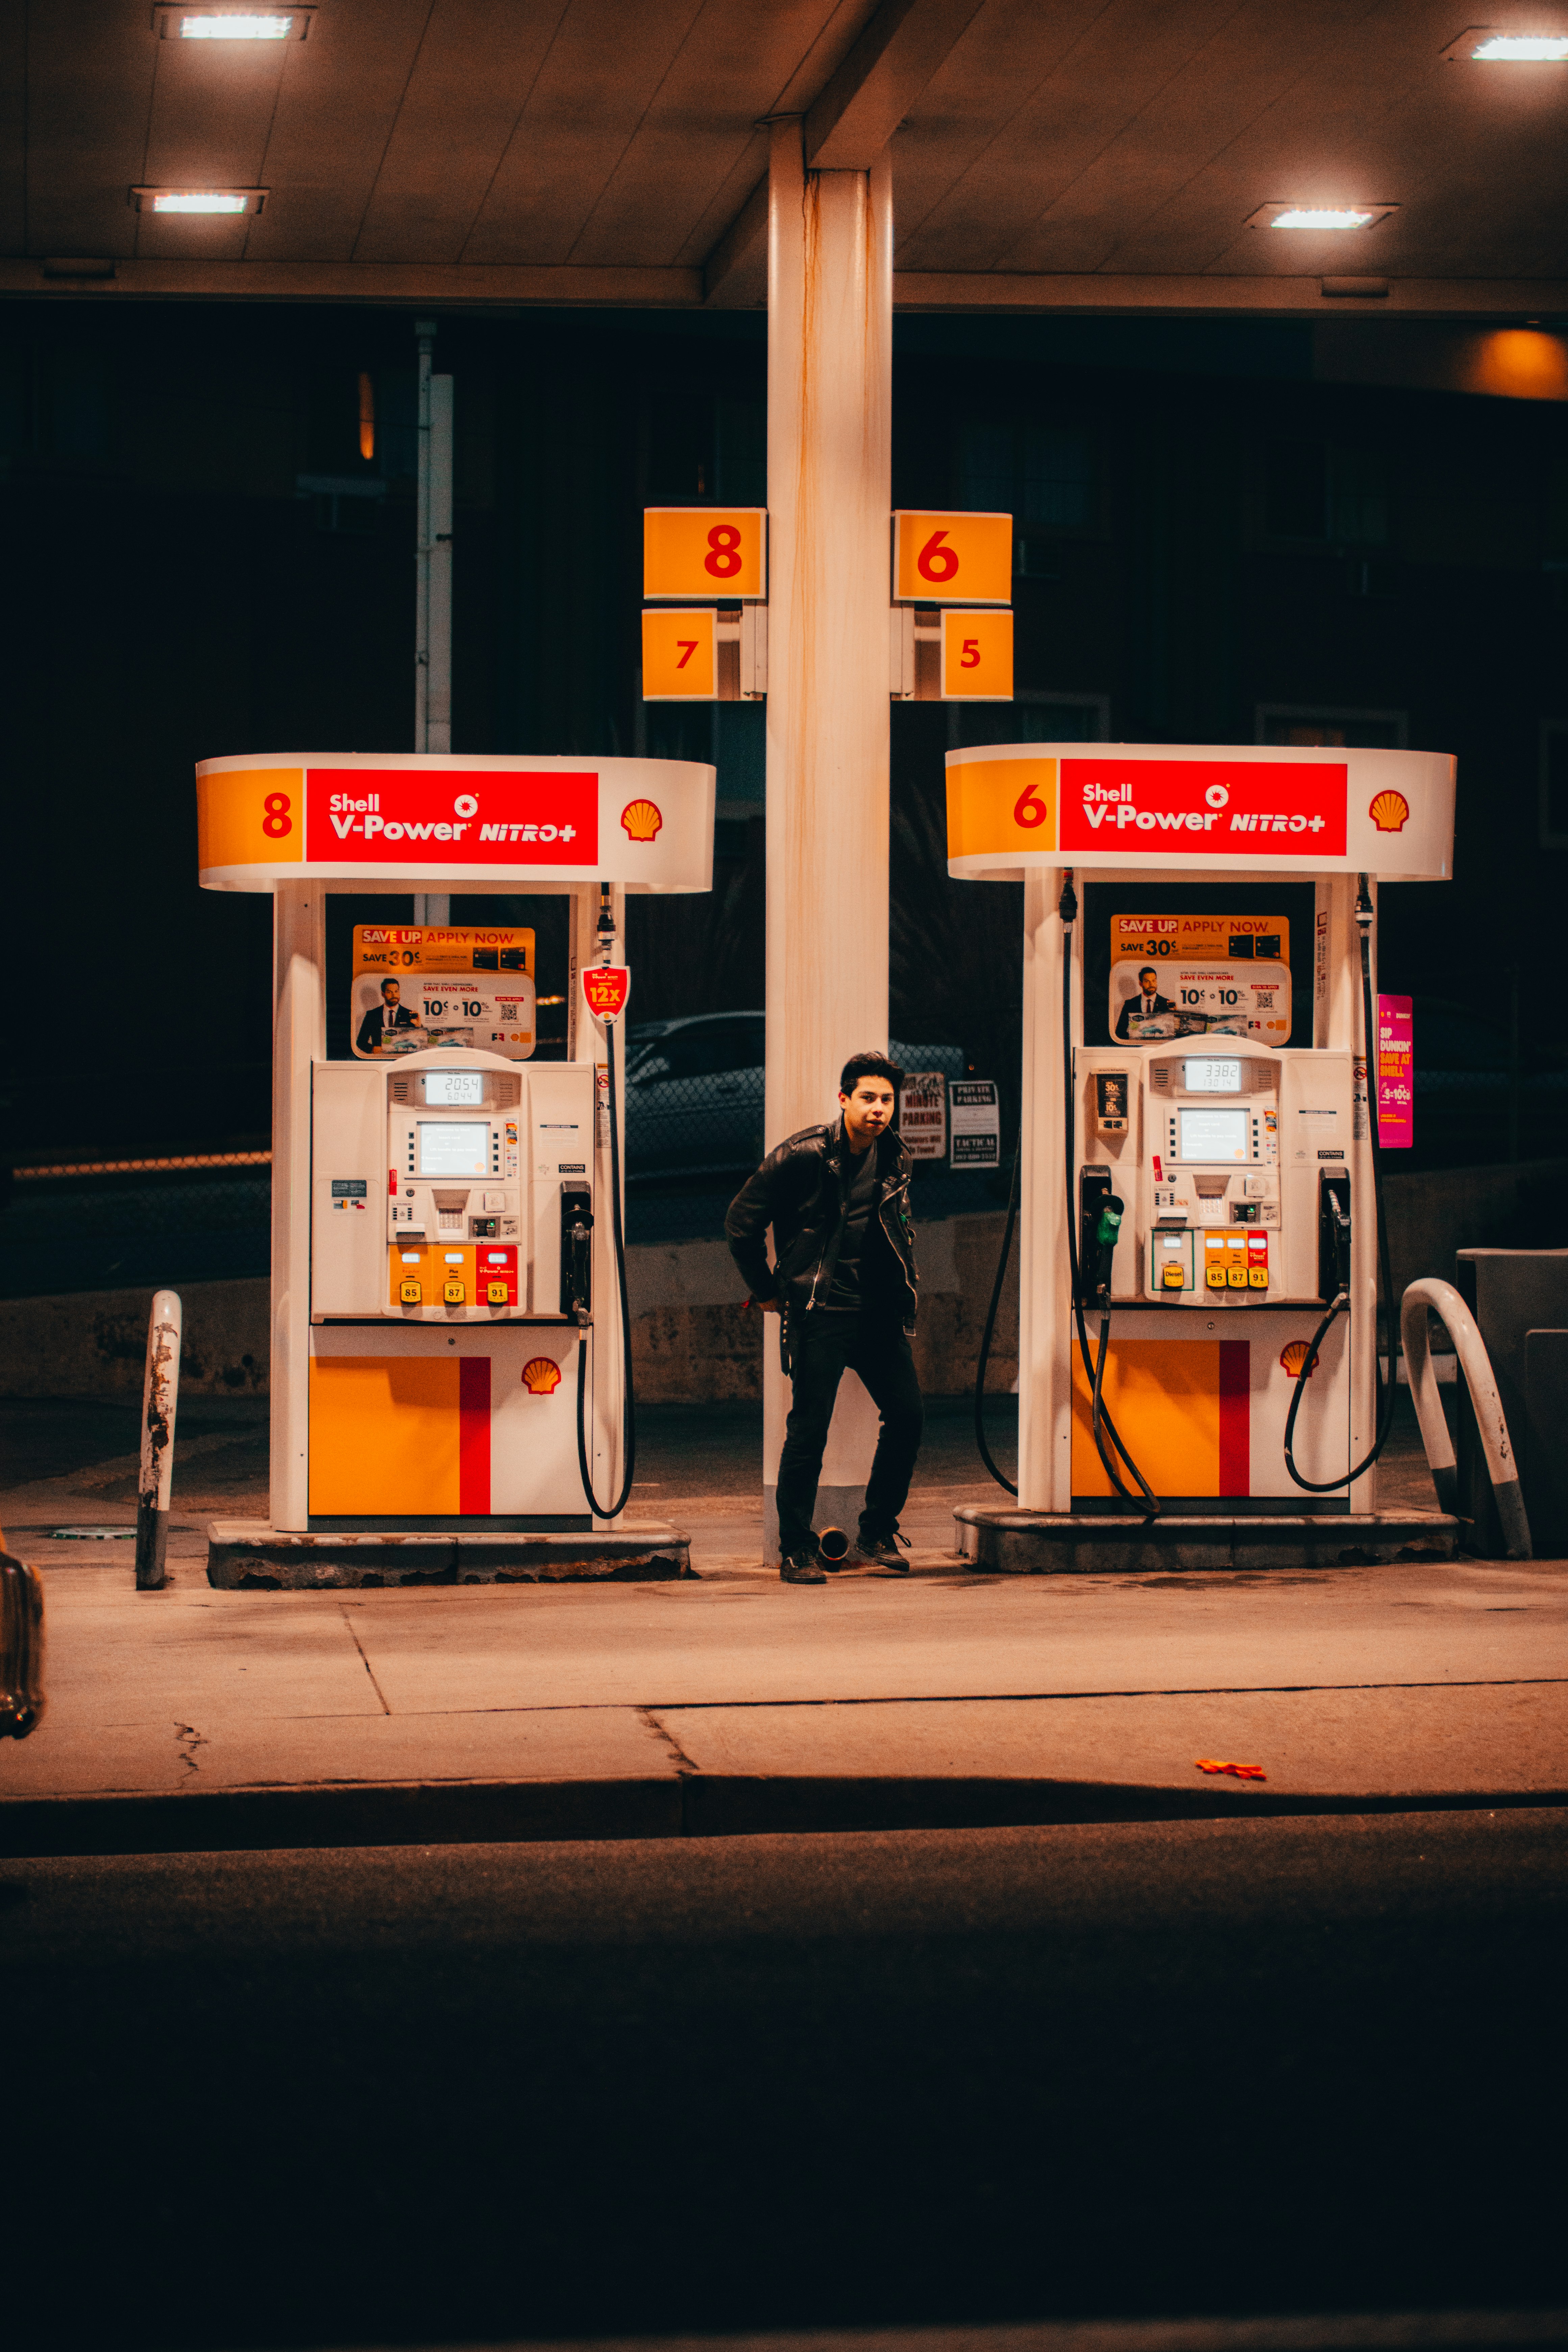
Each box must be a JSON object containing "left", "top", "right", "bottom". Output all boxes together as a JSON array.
[
  {"left": 840, "top": 1049, "right": 903, "bottom": 1096},
  {"left": 1139, "top": 966, "right": 1157, "bottom": 982}
]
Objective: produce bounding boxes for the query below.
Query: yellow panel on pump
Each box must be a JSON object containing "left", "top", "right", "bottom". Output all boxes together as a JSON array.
[
  {"left": 946, "top": 757, "right": 1057, "bottom": 863},
  {"left": 197, "top": 766, "right": 304, "bottom": 876},
  {"left": 308, "top": 1356, "right": 462, "bottom": 1517},
  {"left": 1071, "top": 1337, "right": 1250, "bottom": 1500}
]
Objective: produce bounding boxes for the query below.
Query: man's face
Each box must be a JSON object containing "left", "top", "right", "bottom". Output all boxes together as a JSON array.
[
  {"left": 383, "top": 983, "right": 400, "bottom": 1008},
  {"left": 840, "top": 1077, "right": 896, "bottom": 1146},
  {"left": 1139, "top": 971, "right": 1158, "bottom": 998}
]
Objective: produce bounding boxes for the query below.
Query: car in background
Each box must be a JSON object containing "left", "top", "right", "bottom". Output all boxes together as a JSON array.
[{"left": 622, "top": 1013, "right": 967, "bottom": 1179}]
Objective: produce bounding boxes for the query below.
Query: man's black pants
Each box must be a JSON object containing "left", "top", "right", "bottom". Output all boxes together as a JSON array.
[{"left": 776, "top": 1308, "right": 924, "bottom": 1560}]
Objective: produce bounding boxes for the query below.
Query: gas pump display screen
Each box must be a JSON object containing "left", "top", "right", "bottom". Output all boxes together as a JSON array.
[
  {"left": 1183, "top": 1057, "right": 1242, "bottom": 1093},
  {"left": 417, "top": 1121, "right": 490, "bottom": 1177},
  {"left": 1178, "top": 1108, "right": 1248, "bottom": 1162},
  {"left": 424, "top": 1070, "right": 485, "bottom": 1106}
]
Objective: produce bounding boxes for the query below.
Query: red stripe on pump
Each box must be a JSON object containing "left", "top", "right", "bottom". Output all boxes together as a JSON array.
[
  {"left": 1218, "top": 1341, "right": 1250, "bottom": 1495},
  {"left": 458, "top": 1357, "right": 491, "bottom": 1514}
]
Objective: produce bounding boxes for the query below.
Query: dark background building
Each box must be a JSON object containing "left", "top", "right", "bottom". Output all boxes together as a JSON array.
[{"left": 4, "top": 296, "right": 1565, "bottom": 1168}]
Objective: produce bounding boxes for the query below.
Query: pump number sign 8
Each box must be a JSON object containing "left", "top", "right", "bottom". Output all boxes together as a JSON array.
[
  {"left": 893, "top": 510, "right": 1012, "bottom": 606},
  {"left": 644, "top": 508, "right": 766, "bottom": 601}
]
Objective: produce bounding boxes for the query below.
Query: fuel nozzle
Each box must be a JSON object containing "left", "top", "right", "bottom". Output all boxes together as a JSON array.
[
  {"left": 1093, "top": 1194, "right": 1125, "bottom": 1301},
  {"left": 1078, "top": 1167, "right": 1124, "bottom": 1305}
]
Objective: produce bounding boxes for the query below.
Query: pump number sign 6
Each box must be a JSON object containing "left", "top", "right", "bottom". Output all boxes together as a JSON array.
[{"left": 893, "top": 511, "right": 1012, "bottom": 606}]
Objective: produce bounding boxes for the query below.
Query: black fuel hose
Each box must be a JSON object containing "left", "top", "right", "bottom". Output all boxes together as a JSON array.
[
  {"left": 973, "top": 1134, "right": 1021, "bottom": 1495},
  {"left": 576, "top": 1022, "right": 637, "bottom": 1520},
  {"left": 1284, "top": 880, "right": 1397, "bottom": 1493},
  {"left": 1061, "top": 877, "right": 1159, "bottom": 1519}
]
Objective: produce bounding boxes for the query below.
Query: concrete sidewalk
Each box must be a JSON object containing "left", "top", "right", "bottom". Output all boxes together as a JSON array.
[{"left": 2, "top": 1394, "right": 1564, "bottom": 1852}]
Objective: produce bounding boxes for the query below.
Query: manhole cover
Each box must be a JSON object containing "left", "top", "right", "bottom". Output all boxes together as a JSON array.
[{"left": 47, "top": 1526, "right": 135, "bottom": 1540}]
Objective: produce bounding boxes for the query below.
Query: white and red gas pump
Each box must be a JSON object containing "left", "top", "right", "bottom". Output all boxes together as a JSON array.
[
  {"left": 948, "top": 740, "right": 1457, "bottom": 1566},
  {"left": 194, "top": 750, "right": 713, "bottom": 1584}
]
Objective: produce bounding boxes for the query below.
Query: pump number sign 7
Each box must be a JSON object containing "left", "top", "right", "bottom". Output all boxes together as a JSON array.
[
  {"left": 893, "top": 510, "right": 1012, "bottom": 606},
  {"left": 642, "top": 608, "right": 716, "bottom": 699},
  {"left": 644, "top": 508, "right": 766, "bottom": 601}
]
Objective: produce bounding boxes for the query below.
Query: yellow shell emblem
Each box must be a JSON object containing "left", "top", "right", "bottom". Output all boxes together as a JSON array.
[
  {"left": 1369, "top": 789, "right": 1409, "bottom": 834},
  {"left": 1279, "top": 1339, "right": 1319, "bottom": 1380},
  {"left": 620, "top": 798, "right": 663, "bottom": 842},
  {"left": 521, "top": 1357, "right": 562, "bottom": 1396}
]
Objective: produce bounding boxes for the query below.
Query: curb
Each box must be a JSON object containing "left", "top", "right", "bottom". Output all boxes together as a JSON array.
[{"left": 0, "top": 1774, "right": 1562, "bottom": 1858}]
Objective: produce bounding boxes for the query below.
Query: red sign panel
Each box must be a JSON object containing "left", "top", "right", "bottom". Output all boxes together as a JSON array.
[
  {"left": 582, "top": 964, "right": 632, "bottom": 1024},
  {"left": 308, "top": 769, "right": 597, "bottom": 865},
  {"left": 1376, "top": 993, "right": 1413, "bottom": 1149},
  {"left": 1058, "top": 759, "right": 1347, "bottom": 857}
]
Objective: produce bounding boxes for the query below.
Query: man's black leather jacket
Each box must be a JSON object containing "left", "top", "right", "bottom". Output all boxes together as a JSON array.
[{"left": 725, "top": 1119, "right": 918, "bottom": 1330}]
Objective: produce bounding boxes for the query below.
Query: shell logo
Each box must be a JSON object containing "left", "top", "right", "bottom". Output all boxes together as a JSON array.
[
  {"left": 521, "top": 1357, "right": 562, "bottom": 1396},
  {"left": 620, "top": 798, "right": 663, "bottom": 842},
  {"left": 1279, "top": 1339, "right": 1320, "bottom": 1380},
  {"left": 1369, "top": 789, "right": 1409, "bottom": 834}
]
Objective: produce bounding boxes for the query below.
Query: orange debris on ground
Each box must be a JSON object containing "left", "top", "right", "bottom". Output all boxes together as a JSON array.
[{"left": 1194, "top": 1759, "right": 1268, "bottom": 1781}]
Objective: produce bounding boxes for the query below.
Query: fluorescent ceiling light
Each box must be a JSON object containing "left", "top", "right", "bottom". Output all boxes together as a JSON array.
[
  {"left": 131, "top": 186, "right": 268, "bottom": 213},
  {"left": 153, "top": 190, "right": 248, "bottom": 213},
  {"left": 1246, "top": 201, "right": 1396, "bottom": 231},
  {"left": 1471, "top": 32, "right": 1568, "bottom": 57},
  {"left": 154, "top": 5, "right": 313, "bottom": 36},
  {"left": 1273, "top": 207, "right": 1374, "bottom": 229},
  {"left": 179, "top": 11, "right": 293, "bottom": 33}
]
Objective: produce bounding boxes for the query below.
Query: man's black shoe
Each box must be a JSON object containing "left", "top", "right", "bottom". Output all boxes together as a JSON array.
[
  {"left": 780, "top": 1549, "right": 828, "bottom": 1584},
  {"left": 849, "top": 1528, "right": 911, "bottom": 1572}
]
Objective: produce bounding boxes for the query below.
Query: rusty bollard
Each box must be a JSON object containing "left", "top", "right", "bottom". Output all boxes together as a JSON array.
[
  {"left": 136, "top": 1290, "right": 183, "bottom": 1592},
  {"left": 0, "top": 1550, "right": 45, "bottom": 1738}
]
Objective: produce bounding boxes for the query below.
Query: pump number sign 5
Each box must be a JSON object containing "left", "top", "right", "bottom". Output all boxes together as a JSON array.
[
  {"left": 941, "top": 609, "right": 1013, "bottom": 700},
  {"left": 644, "top": 508, "right": 766, "bottom": 601},
  {"left": 893, "top": 511, "right": 1012, "bottom": 606}
]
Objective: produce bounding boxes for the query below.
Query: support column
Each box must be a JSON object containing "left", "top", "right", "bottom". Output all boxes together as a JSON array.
[
  {"left": 1018, "top": 871, "right": 1073, "bottom": 1512},
  {"left": 761, "top": 119, "right": 893, "bottom": 1559},
  {"left": 270, "top": 882, "right": 325, "bottom": 1533}
]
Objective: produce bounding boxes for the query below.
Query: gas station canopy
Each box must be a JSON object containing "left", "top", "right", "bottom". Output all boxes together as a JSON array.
[{"left": 6, "top": 0, "right": 1568, "bottom": 319}]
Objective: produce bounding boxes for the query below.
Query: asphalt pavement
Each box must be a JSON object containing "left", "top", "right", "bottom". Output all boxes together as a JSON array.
[{"left": 2, "top": 1812, "right": 1564, "bottom": 2351}]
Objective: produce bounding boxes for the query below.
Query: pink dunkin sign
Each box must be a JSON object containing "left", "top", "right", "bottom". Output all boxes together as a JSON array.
[{"left": 1376, "top": 995, "right": 1413, "bottom": 1149}]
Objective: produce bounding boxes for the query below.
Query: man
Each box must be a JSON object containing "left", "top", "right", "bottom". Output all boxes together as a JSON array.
[
  {"left": 726, "top": 1050, "right": 923, "bottom": 1585},
  {"left": 356, "top": 977, "right": 422, "bottom": 1057},
  {"left": 1115, "top": 965, "right": 1175, "bottom": 1038}
]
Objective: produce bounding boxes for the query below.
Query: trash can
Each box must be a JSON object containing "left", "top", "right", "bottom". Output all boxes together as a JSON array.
[{"left": 1454, "top": 1249, "right": 1568, "bottom": 1555}]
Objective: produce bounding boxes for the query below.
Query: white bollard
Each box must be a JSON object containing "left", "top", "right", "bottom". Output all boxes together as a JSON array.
[
  {"left": 1400, "top": 1276, "right": 1531, "bottom": 1559},
  {"left": 135, "top": 1291, "right": 182, "bottom": 1591}
]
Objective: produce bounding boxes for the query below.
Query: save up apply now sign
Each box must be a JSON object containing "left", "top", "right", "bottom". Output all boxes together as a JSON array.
[{"left": 945, "top": 743, "right": 1456, "bottom": 882}]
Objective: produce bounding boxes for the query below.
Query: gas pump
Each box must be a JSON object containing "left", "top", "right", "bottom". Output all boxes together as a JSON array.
[
  {"left": 194, "top": 751, "right": 713, "bottom": 1568},
  {"left": 948, "top": 741, "right": 1457, "bottom": 1559}
]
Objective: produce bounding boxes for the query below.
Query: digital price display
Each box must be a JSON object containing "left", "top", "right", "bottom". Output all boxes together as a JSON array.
[
  {"left": 424, "top": 1070, "right": 484, "bottom": 1106},
  {"left": 1183, "top": 1058, "right": 1242, "bottom": 1094},
  {"left": 417, "top": 1121, "right": 489, "bottom": 1177}
]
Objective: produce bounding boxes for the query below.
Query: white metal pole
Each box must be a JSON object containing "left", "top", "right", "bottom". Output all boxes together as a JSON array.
[
  {"left": 271, "top": 883, "right": 325, "bottom": 1533},
  {"left": 414, "top": 321, "right": 452, "bottom": 929},
  {"left": 761, "top": 121, "right": 893, "bottom": 1557},
  {"left": 1019, "top": 870, "right": 1074, "bottom": 1511},
  {"left": 428, "top": 371, "right": 453, "bottom": 755},
  {"left": 415, "top": 317, "right": 434, "bottom": 752}
]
